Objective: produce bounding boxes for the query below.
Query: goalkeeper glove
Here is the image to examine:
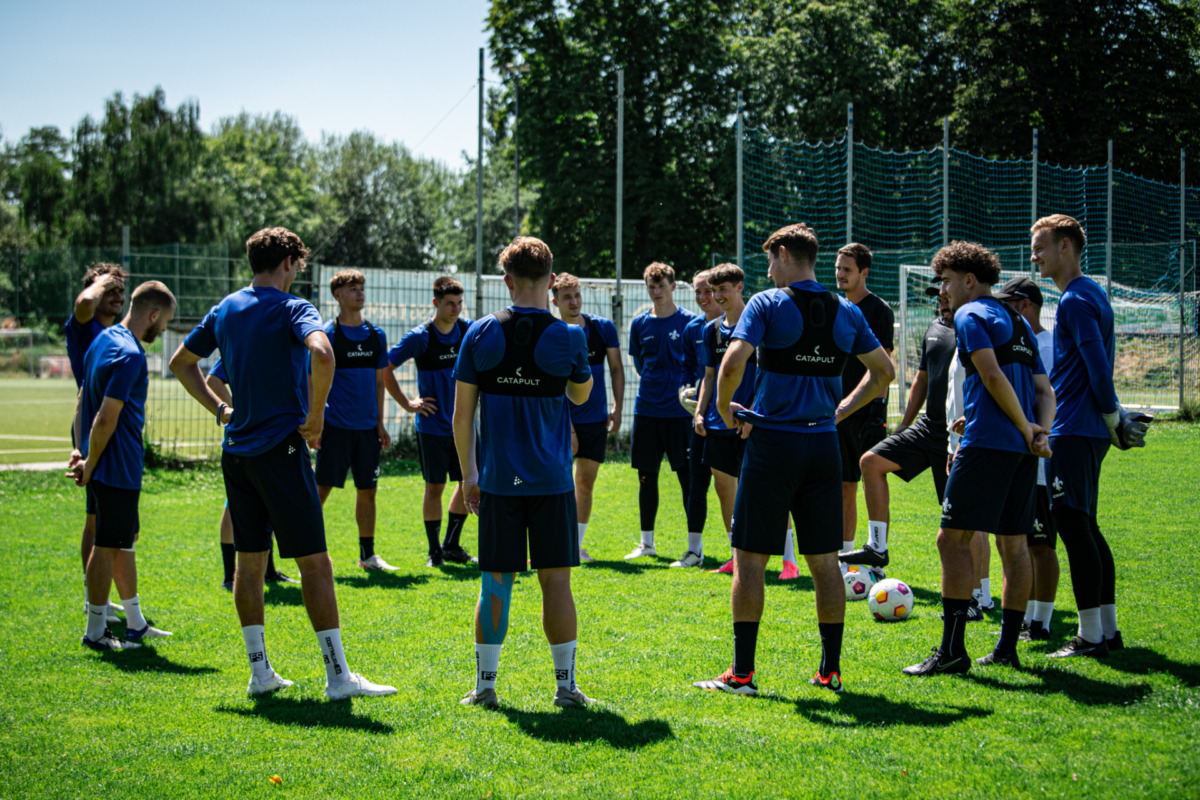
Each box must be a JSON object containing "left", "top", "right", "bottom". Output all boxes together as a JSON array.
[
  {"left": 678, "top": 385, "right": 698, "bottom": 416},
  {"left": 1103, "top": 406, "right": 1152, "bottom": 450}
]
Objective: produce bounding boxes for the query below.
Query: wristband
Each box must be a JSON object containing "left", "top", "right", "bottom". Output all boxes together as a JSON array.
[{"left": 217, "top": 403, "right": 227, "bottom": 425}]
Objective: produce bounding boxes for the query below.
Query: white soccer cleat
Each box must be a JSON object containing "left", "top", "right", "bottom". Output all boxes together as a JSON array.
[
  {"left": 624, "top": 543, "right": 657, "bottom": 559},
  {"left": 325, "top": 672, "right": 397, "bottom": 700},
  {"left": 247, "top": 671, "right": 294, "bottom": 696},
  {"left": 461, "top": 687, "right": 499, "bottom": 708},
  {"left": 125, "top": 625, "right": 173, "bottom": 642},
  {"left": 553, "top": 686, "right": 594, "bottom": 707},
  {"left": 81, "top": 629, "right": 140, "bottom": 652},
  {"left": 578, "top": 548, "right": 596, "bottom": 563},
  {"left": 670, "top": 551, "right": 703, "bottom": 568},
  {"left": 358, "top": 554, "right": 400, "bottom": 572}
]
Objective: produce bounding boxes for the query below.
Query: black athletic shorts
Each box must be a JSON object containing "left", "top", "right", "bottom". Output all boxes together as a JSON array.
[
  {"left": 630, "top": 415, "right": 691, "bottom": 473},
  {"left": 417, "top": 432, "right": 463, "bottom": 485},
  {"left": 940, "top": 446, "right": 1037, "bottom": 535},
  {"left": 222, "top": 432, "right": 326, "bottom": 559},
  {"left": 702, "top": 432, "right": 746, "bottom": 478},
  {"left": 1029, "top": 483, "right": 1058, "bottom": 548},
  {"left": 869, "top": 416, "right": 950, "bottom": 502},
  {"left": 573, "top": 421, "right": 608, "bottom": 463},
  {"left": 85, "top": 483, "right": 97, "bottom": 515},
  {"left": 1047, "top": 435, "right": 1110, "bottom": 517},
  {"left": 732, "top": 429, "right": 842, "bottom": 556},
  {"left": 87, "top": 480, "right": 140, "bottom": 549},
  {"left": 315, "top": 425, "right": 381, "bottom": 490},
  {"left": 477, "top": 491, "right": 579, "bottom": 572},
  {"left": 838, "top": 400, "right": 888, "bottom": 482}
]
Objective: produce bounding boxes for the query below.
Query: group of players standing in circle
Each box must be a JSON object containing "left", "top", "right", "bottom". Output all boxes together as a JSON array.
[{"left": 67, "top": 213, "right": 1148, "bottom": 704}]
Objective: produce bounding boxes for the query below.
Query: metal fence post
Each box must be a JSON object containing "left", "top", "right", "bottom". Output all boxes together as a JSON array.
[
  {"left": 942, "top": 117, "right": 950, "bottom": 246},
  {"left": 1107, "top": 141, "right": 1114, "bottom": 297},
  {"left": 614, "top": 68, "right": 625, "bottom": 334},
  {"left": 845, "top": 102, "right": 854, "bottom": 242},
  {"left": 475, "top": 47, "right": 485, "bottom": 319},
  {"left": 736, "top": 90, "right": 744, "bottom": 270},
  {"left": 1181, "top": 148, "right": 1187, "bottom": 411},
  {"left": 1031, "top": 128, "right": 1038, "bottom": 275},
  {"left": 122, "top": 226, "right": 130, "bottom": 275}
]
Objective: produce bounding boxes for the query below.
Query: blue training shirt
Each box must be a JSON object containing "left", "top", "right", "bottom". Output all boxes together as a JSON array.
[
  {"left": 454, "top": 306, "right": 590, "bottom": 496},
  {"left": 183, "top": 286, "right": 324, "bottom": 457},
  {"left": 956, "top": 296, "right": 1046, "bottom": 454},
  {"left": 80, "top": 324, "right": 148, "bottom": 490},
  {"left": 388, "top": 317, "right": 471, "bottom": 438},
  {"left": 568, "top": 314, "right": 620, "bottom": 425},
  {"left": 65, "top": 315, "right": 106, "bottom": 389},
  {"left": 628, "top": 306, "right": 698, "bottom": 418},
  {"left": 316, "top": 319, "right": 388, "bottom": 431},
  {"left": 1050, "top": 276, "right": 1118, "bottom": 440},
  {"left": 699, "top": 315, "right": 757, "bottom": 433},
  {"left": 731, "top": 280, "right": 880, "bottom": 433},
  {"left": 682, "top": 313, "right": 710, "bottom": 386}
]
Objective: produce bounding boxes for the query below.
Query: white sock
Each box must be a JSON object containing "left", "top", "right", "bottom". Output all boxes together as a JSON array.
[
  {"left": 121, "top": 595, "right": 147, "bottom": 630},
  {"left": 1078, "top": 607, "right": 1103, "bottom": 643},
  {"left": 316, "top": 628, "right": 349, "bottom": 685},
  {"left": 686, "top": 532, "right": 703, "bottom": 557},
  {"left": 475, "top": 643, "right": 501, "bottom": 691},
  {"left": 1100, "top": 604, "right": 1118, "bottom": 638},
  {"left": 578, "top": 523, "right": 588, "bottom": 548},
  {"left": 867, "top": 521, "right": 888, "bottom": 552},
  {"left": 783, "top": 528, "right": 796, "bottom": 564},
  {"left": 1035, "top": 601, "right": 1054, "bottom": 627},
  {"left": 979, "top": 578, "right": 992, "bottom": 603},
  {"left": 641, "top": 530, "right": 655, "bottom": 548},
  {"left": 841, "top": 539, "right": 855, "bottom": 554},
  {"left": 549, "top": 640, "right": 577, "bottom": 692},
  {"left": 241, "top": 625, "right": 272, "bottom": 679},
  {"left": 726, "top": 529, "right": 732, "bottom": 545},
  {"left": 86, "top": 603, "right": 108, "bottom": 641},
  {"left": 1025, "top": 600, "right": 1040, "bottom": 625}
]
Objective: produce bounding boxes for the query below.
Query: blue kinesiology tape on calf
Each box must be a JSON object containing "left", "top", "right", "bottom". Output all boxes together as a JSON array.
[{"left": 479, "top": 572, "right": 514, "bottom": 644}]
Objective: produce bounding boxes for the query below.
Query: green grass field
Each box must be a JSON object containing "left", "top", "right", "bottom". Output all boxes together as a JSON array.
[{"left": 1, "top": 424, "right": 1197, "bottom": 799}]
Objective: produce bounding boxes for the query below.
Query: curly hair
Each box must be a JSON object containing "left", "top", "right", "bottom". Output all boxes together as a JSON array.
[
  {"left": 930, "top": 240, "right": 1002, "bottom": 286},
  {"left": 246, "top": 227, "right": 308, "bottom": 274}
]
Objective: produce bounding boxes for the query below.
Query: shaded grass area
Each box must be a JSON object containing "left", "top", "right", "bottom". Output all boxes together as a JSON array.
[{"left": 0, "top": 424, "right": 1197, "bottom": 798}]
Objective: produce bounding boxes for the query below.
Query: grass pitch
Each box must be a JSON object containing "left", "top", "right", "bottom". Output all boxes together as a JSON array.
[{"left": 0, "top": 424, "right": 1197, "bottom": 799}]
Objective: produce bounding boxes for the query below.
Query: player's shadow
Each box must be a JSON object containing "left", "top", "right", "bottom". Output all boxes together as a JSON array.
[
  {"left": 767, "top": 572, "right": 814, "bottom": 592},
  {"left": 98, "top": 649, "right": 218, "bottom": 676},
  {"left": 1103, "top": 646, "right": 1200, "bottom": 688},
  {"left": 904, "top": 584, "right": 943, "bottom": 606},
  {"left": 263, "top": 584, "right": 305, "bottom": 607},
  {"left": 431, "top": 563, "right": 485, "bottom": 582},
  {"left": 498, "top": 706, "right": 673, "bottom": 749},
  {"left": 335, "top": 573, "right": 431, "bottom": 591},
  {"left": 217, "top": 696, "right": 393, "bottom": 734},
  {"left": 583, "top": 559, "right": 668, "bottom": 575},
  {"left": 967, "top": 665, "right": 1153, "bottom": 706},
  {"left": 794, "top": 691, "right": 991, "bottom": 727}
]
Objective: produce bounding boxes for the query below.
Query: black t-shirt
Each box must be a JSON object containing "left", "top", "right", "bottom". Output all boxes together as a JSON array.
[
  {"left": 918, "top": 316, "right": 956, "bottom": 424},
  {"left": 841, "top": 291, "right": 895, "bottom": 411}
]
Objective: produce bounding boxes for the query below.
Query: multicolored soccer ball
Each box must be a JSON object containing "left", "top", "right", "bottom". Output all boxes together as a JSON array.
[
  {"left": 868, "top": 578, "right": 914, "bottom": 621},
  {"left": 843, "top": 564, "right": 878, "bottom": 601}
]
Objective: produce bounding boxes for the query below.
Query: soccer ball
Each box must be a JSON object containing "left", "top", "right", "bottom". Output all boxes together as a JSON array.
[
  {"left": 843, "top": 564, "right": 878, "bottom": 601},
  {"left": 868, "top": 578, "right": 914, "bottom": 621}
]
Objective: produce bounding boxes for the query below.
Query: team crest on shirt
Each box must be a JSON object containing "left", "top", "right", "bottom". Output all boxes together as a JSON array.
[
  {"left": 668, "top": 330, "right": 681, "bottom": 340},
  {"left": 1053, "top": 476, "right": 1064, "bottom": 493},
  {"left": 942, "top": 498, "right": 952, "bottom": 514}
]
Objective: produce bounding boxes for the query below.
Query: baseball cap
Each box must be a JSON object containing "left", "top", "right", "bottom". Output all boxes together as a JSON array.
[{"left": 994, "top": 276, "right": 1044, "bottom": 306}]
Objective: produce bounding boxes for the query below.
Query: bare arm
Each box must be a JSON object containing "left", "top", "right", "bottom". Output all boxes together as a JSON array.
[
  {"left": 836, "top": 346, "right": 895, "bottom": 423},
  {"left": 715, "top": 339, "right": 753, "bottom": 435},
  {"left": 969, "top": 347, "right": 1048, "bottom": 456},
  {"left": 694, "top": 366, "right": 717, "bottom": 436},
  {"left": 899, "top": 370, "right": 929, "bottom": 430},
  {"left": 77, "top": 396, "right": 124, "bottom": 485},
  {"left": 169, "top": 344, "right": 232, "bottom": 424},
  {"left": 606, "top": 346, "right": 625, "bottom": 434},
  {"left": 301, "top": 331, "right": 334, "bottom": 445},
  {"left": 1032, "top": 373, "right": 1055, "bottom": 457},
  {"left": 206, "top": 375, "right": 233, "bottom": 406},
  {"left": 375, "top": 367, "right": 392, "bottom": 448},
  {"left": 384, "top": 368, "right": 436, "bottom": 417},
  {"left": 73, "top": 274, "right": 122, "bottom": 324},
  {"left": 566, "top": 375, "right": 594, "bottom": 406},
  {"left": 453, "top": 380, "right": 481, "bottom": 514}
]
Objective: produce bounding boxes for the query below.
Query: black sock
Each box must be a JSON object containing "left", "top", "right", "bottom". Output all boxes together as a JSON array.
[
  {"left": 425, "top": 520, "right": 442, "bottom": 553},
  {"left": 220, "top": 543, "right": 236, "bottom": 583},
  {"left": 444, "top": 513, "right": 468, "bottom": 548},
  {"left": 732, "top": 620, "right": 760, "bottom": 677},
  {"left": 818, "top": 622, "right": 844, "bottom": 675},
  {"left": 638, "top": 470, "right": 659, "bottom": 532},
  {"left": 359, "top": 537, "right": 375, "bottom": 561},
  {"left": 266, "top": 549, "right": 277, "bottom": 578},
  {"left": 941, "top": 597, "right": 970, "bottom": 657},
  {"left": 996, "top": 608, "right": 1025, "bottom": 655}
]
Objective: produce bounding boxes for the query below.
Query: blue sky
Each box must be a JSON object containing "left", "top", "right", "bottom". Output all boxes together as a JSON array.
[{"left": 0, "top": 0, "right": 498, "bottom": 170}]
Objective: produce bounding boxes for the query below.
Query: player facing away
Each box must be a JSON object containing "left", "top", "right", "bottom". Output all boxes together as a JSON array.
[
  {"left": 995, "top": 277, "right": 1060, "bottom": 640},
  {"left": 67, "top": 263, "right": 130, "bottom": 625},
  {"left": 843, "top": 278, "right": 956, "bottom": 569},
  {"left": 386, "top": 276, "right": 476, "bottom": 566},
  {"left": 170, "top": 227, "right": 395, "bottom": 699},
  {"left": 624, "top": 263, "right": 699, "bottom": 560},
  {"left": 313, "top": 270, "right": 397, "bottom": 571},
  {"left": 1032, "top": 215, "right": 1150, "bottom": 658},
  {"left": 834, "top": 243, "right": 895, "bottom": 566},
  {"left": 550, "top": 272, "right": 624, "bottom": 563},
  {"left": 454, "top": 236, "right": 594, "bottom": 709},
  {"left": 693, "top": 224, "right": 894, "bottom": 695},
  {"left": 904, "top": 241, "right": 1055, "bottom": 676},
  {"left": 72, "top": 281, "right": 176, "bottom": 651}
]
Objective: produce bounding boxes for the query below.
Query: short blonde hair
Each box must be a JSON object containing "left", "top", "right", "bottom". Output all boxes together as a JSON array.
[
  {"left": 1031, "top": 214, "right": 1087, "bottom": 255},
  {"left": 552, "top": 272, "right": 581, "bottom": 297},
  {"left": 329, "top": 269, "right": 365, "bottom": 296},
  {"left": 643, "top": 262, "right": 675, "bottom": 283}
]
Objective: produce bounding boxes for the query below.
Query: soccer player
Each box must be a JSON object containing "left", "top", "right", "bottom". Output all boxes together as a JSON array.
[
  {"left": 624, "top": 263, "right": 699, "bottom": 560},
  {"left": 170, "top": 226, "right": 395, "bottom": 699},
  {"left": 550, "top": 272, "right": 624, "bottom": 563},
  {"left": 1032, "top": 214, "right": 1149, "bottom": 658},
  {"left": 313, "top": 270, "right": 397, "bottom": 571},
  {"left": 843, "top": 278, "right": 955, "bottom": 568},
  {"left": 693, "top": 224, "right": 893, "bottom": 695},
  {"left": 903, "top": 241, "right": 1054, "bottom": 676},
  {"left": 454, "top": 236, "right": 594, "bottom": 708},
  {"left": 386, "top": 276, "right": 475, "bottom": 566},
  {"left": 835, "top": 243, "right": 895, "bottom": 564},
  {"left": 72, "top": 281, "right": 176, "bottom": 651}
]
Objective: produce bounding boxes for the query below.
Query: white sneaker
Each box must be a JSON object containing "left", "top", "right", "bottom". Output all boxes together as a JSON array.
[
  {"left": 624, "top": 543, "right": 657, "bottom": 559},
  {"left": 461, "top": 687, "right": 499, "bottom": 708},
  {"left": 553, "top": 686, "right": 593, "bottom": 707},
  {"left": 670, "top": 551, "right": 703, "bottom": 568},
  {"left": 125, "top": 625, "right": 173, "bottom": 643},
  {"left": 325, "top": 672, "right": 397, "bottom": 700},
  {"left": 358, "top": 554, "right": 400, "bottom": 571},
  {"left": 247, "top": 671, "right": 294, "bottom": 696},
  {"left": 579, "top": 548, "right": 596, "bottom": 563},
  {"left": 81, "top": 629, "right": 140, "bottom": 651}
]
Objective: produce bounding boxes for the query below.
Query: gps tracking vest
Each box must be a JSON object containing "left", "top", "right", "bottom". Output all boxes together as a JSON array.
[
  {"left": 707, "top": 318, "right": 758, "bottom": 367},
  {"left": 583, "top": 315, "right": 607, "bottom": 366},
  {"left": 958, "top": 299, "right": 1037, "bottom": 378},
  {"left": 756, "top": 288, "right": 850, "bottom": 377},
  {"left": 414, "top": 318, "right": 469, "bottom": 372},
  {"left": 477, "top": 310, "right": 569, "bottom": 397},
  {"left": 332, "top": 320, "right": 382, "bottom": 370}
]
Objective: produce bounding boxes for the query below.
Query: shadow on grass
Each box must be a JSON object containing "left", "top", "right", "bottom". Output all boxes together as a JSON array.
[
  {"left": 218, "top": 696, "right": 393, "bottom": 734},
  {"left": 99, "top": 649, "right": 219, "bottom": 676},
  {"left": 263, "top": 584, "right": 305, "bottom": 607},
  {"left": 967, "top": 665, "right": 1153, "bottom": 706},
  {"left": 1103, "top": 646, "right": 1200, "bottom": 688},
  {"left": 583, "top": 559, "right": 668, "bottom": 575},
  {"left": 335, "top": 572, "right": 432, "bottom": 591},
  {"left": 794, "top": 690, "right": 992, "bottom": 727},
  {"left": 769, "top": 572, "right": 815, "bottom": 592},
  {"left": 498, "top": 705, "right": 673, "bottom": 749}
]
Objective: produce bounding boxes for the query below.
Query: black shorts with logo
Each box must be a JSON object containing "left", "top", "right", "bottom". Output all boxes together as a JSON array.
[
  {"left": 222, "top": 432, "right": 326, "bottom": 559},
  {"left": 1047, "top": 435, "right": 1110, "bottom": 517},
  {"left": 869, "top": 415, "right": 950, "bottom": 502},
  {"left": 572, "top": 421, "right": 608, "bottom": 463},
  {"left": 630, "top": 415, "right": 691, "bottom": 473},
  {"left": 702, "top": 432, "right": 746, "bottom": 478},
  {"left": 87, "top": 480, "right": 140, "bottom": 549},
  {"left": 940, "top": 446, "right": 1037, "bottom": 536},
  {"left": 477, "top": 491, "right": 579, "bottom": 572},
  {"left": 417, "top": 432, "right": 463, "bottom": 485},
  {"left": 314, "top": 425, "right": 382, "bottom": 490},
  {"left": 1029, "top": 483, "right": 1058, "bottom": 548},
  {"left": 838, "top": 400, "right": 888, "bottom": 482}
]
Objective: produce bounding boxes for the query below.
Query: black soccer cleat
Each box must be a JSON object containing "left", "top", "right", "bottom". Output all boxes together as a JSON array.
[
  {"left": 265, "top": 570, "right": 299, "bottom": 585},
  {"left": 838, "top": 545, "right": 889, "bottom": 568},
  {"left": 903, "top": 647, "right": 971, "bottom": 676},
  {"left": 976, "top": 649, "right": 1021, "bottom": 669},
  {"left": 1019, "top": 621, "right": 1051, "bottom": 642},
  {"left": 441, "top": 545, "right": 478, "bottom": 565},
  {"left": 1048, "top": 636, "right": 1109, "bottom": 659},
  {"left": 1105, "top": 631, "right": 1124, "bottom": 651},
  {"left": 426, "top": 548, "right": 444, "bottom": 568}
]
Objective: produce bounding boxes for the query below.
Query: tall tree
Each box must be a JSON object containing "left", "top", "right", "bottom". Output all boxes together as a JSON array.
[{"left": 8, "top": 127, "right": 71, "bottom": 247}]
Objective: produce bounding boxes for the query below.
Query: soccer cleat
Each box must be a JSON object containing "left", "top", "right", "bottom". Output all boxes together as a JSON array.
[
  {"left": 693, "top": 666, "right": 758, "bottom": 696},
  {"left": 709, "top": 559, "right": 734, "bottom": 574},
  {"left": 220, "top": 580, "right": 233, "bottom": 592},
  {"left": 809, "top": 670, "right": 843, "bottom": 692},
  {"left": 1048, "top": 636, "right": 1109, "bottom": 659},
  {"left": 624, "top": 543, "right": 657, "bottom": 560},
  {"left": 1019, "top": 622, "right": 1052, "bottom": 642},
  {"left": 461, "top": 687, "right": 499, "bottom": 708},
  {"left": 1106, "top": 631, "right": 1124, "bottom": 651},
  {"left": 838, "top": 545, "right": 889, "bottom": 568},
  {"left": 426, "top": 548, "right": 444, "bottom": 568},
  {"left": 358, "top": 554, "right": 401, "bottom": 571},
  {"left": 902, "top": 647, "right": 971, "bottom": 676},
  {"left": 940, "top": 600, "right": 985, "bottom": 623},
  {"left": 670, "top": 551, "right": 703, "bottom": 568},
  {"left": 324, "top": 672, "right": 398, "bottom": 700},
  {"left": 125, "top": 624, "right": 172, "bottom": 642},
  {"left": 779, "top": 560, "right": 800, "bottom": 580},
  {"left": 265, "top": 570, "right": 300, "bottom": 584},
  {"left": 553, "top": 686, "right": 594, "bottom": 707},
  {"left": 82, "top": 629, "right": 140, "bottom": 652},
  {"left": 976, "top": 649, "right": 1021, "bottom": 668},
  {"left": 578, "top": 548, "right": 596, "bottom": 563},
  {"left": 247, "top": 671, "right": 294, "bottom": 696},
  {"left": 441, "top": 545, "right": 478, "bottom": 565}
]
